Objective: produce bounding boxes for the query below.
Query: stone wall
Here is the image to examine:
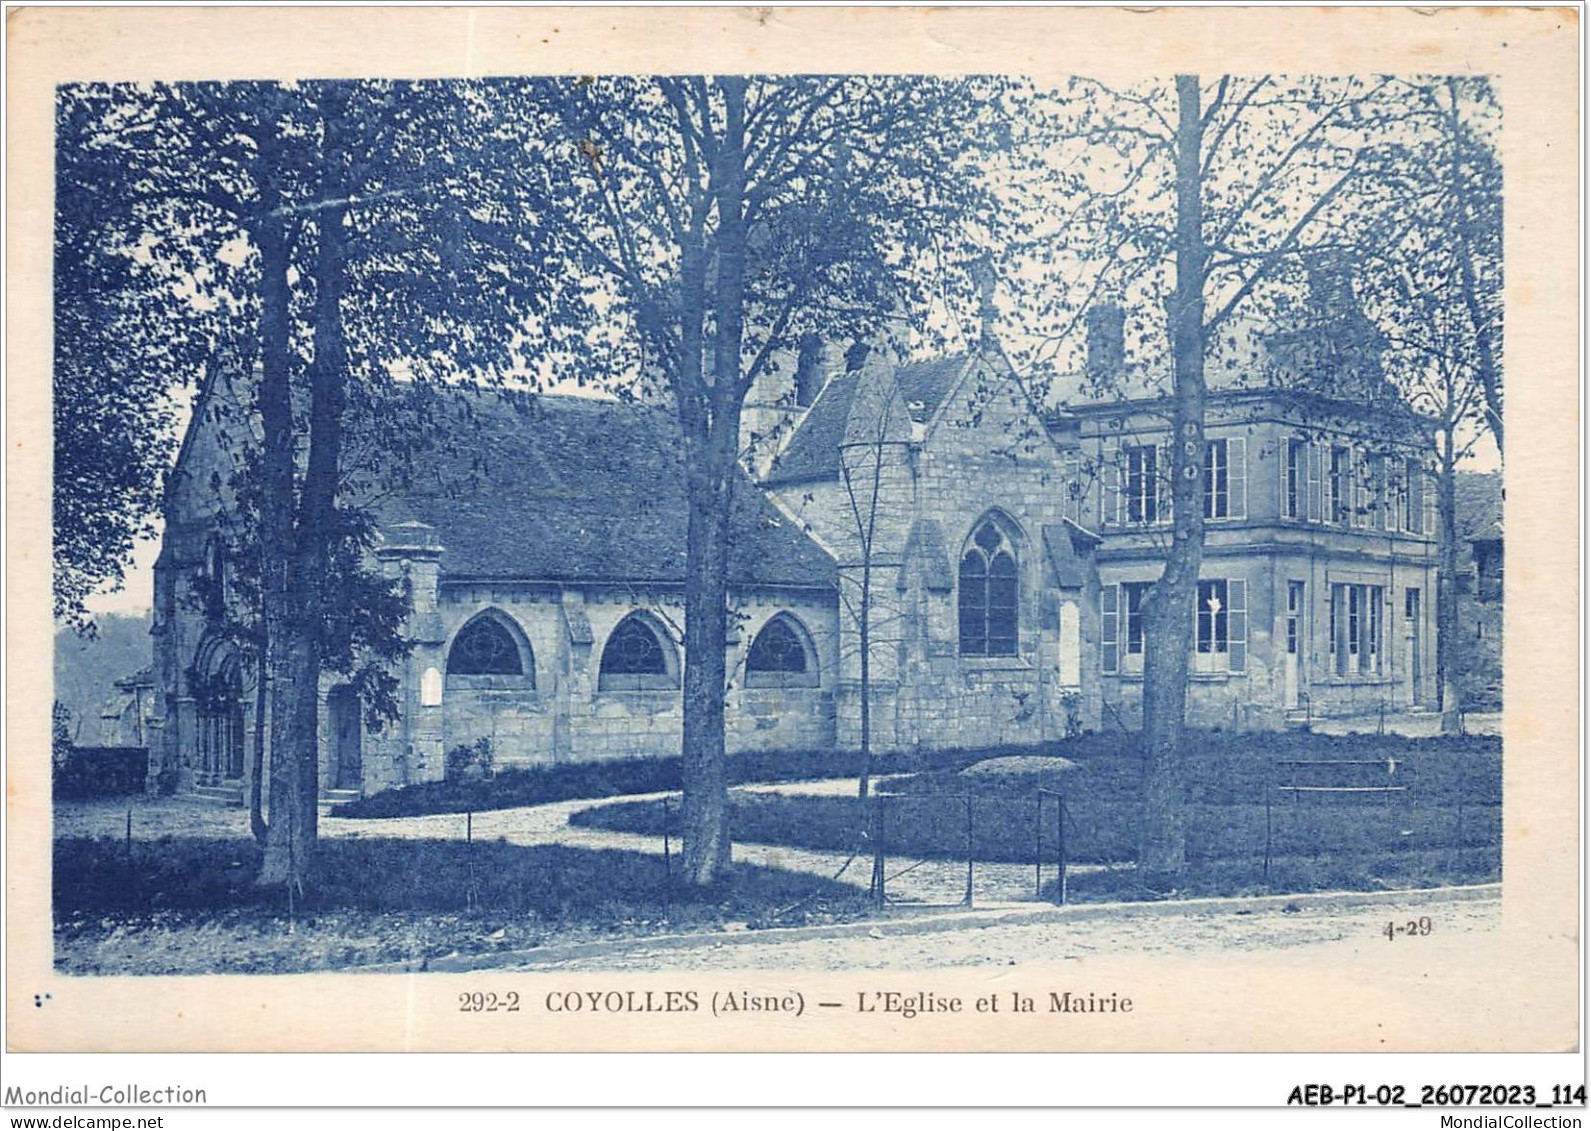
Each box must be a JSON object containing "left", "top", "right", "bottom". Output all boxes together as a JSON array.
[
  {"left": 771, "top": 352, "right": 1099, "bottom": 753},
  {"left": 355, "top": 566, "right": 841, "bottom": 793}
]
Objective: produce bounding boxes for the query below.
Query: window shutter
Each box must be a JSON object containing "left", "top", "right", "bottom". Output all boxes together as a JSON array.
[
  {"left": 1382, "top": 456, "right": 1397, "bottom": 532},
  {"left": 1306, "top": 442, "right": 1323, "bottom": 522},
  {"left": 1101, "top": 584, "right": 1119, "bottom": 674},
  {"left": 1278, "top": 435, "right": 1291, "bottom": 520},
  {"left": 1157, "top": 440, "right": 1171, "bottom": 524},
  {"left": 1227, "top": 578, "right": 1247, "bottom": 672},
  {"left": 1333, "top": 584, "right": 1350, "bottom": 676},
  {"left": 1102, "top": 442, "right": 1120, "bottom": 528},
  {"left": 1228, "top": 436, "right": 1247, "bottom": 520},
  {"left": 1323, "top": 445, "right": 1335, "bottom": 524},
  {"left": 1350, "top": 448, "right": 1366, "bottom": 528},
  {"left": 1422, "top": 471, "right": 1436, "bottom": 536}
]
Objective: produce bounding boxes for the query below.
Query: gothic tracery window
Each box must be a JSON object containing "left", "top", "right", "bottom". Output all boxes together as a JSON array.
[
  {"left": 958, "top": 518, "right": 1019, "bottom": 657},
  {"left": 745, "top": 614, "right": 819, "bottom": 688},
  {"left": 447, "top": 614, "right": 525, "bottom": 677},
  {"left": 599, "top": 614, "right": 678, "bottom": 690}
]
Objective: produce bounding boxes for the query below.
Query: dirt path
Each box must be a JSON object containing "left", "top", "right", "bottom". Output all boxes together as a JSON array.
[{"left": 508, "top": 888, "right": 1502, "bottom": 971}]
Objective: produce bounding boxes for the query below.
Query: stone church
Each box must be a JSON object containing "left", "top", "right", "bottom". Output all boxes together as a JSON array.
[{"left": 147, "top": 306, "right": 1439, "bottom": 800}]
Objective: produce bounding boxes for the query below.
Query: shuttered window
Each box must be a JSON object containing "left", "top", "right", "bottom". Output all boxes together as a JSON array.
[{"left": 1206, "top": 436, "right": 1247, "bottom": 520}]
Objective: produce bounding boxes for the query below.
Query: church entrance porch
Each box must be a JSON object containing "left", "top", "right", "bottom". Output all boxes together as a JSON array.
[
  {"left": 328, "top": 685, "right": 364, "bottom": 793},
  {"left": 192, "top": 643, "right": 247, "bottom": 789}
]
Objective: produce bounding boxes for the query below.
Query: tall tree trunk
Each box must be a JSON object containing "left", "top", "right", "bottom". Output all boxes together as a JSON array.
[
  {"left": 857, "top": 562, "right": 872, "bottom": 801},
  {"left": 1436, "top": 429, "right": 1462, "bottom": 734},
  {"left": 678, "top": 76, "right": 750, "bottom": 886},
  {"left": 850, "top": 415, "right": 889, "bottom": 804},
  {"left": 249, "top": 631, "right": 268, "bottom": 845},
  {"left": 1138, "top": 74, "right": 1208, "bottom": 886},
  {"left": 680, "top": 468, "right": 735, "bottom": 885},
  {"left": 254, "top": 130, "right": 303, "bottom": 887},
  {"left": 260, "top": 90, "right": 352, "bottom": 891}
]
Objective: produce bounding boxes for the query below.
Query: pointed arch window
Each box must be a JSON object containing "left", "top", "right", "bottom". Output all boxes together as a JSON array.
[
  {"left": 449, "top": 617, "right": 522, "bottom": 675},
  {"left": 599, "top": 614, "right": 679, "bottom": 691},
  {"left": 446, "top": 612, "right": 533, "bottom": 688},
  {"left": 959, "top": 518, "right": 1019, "bottom": 656},
  {"left": 203, "top": 537, "right": 227, "bottom": 619},
  {"left": 745, "top": 613, "right": 820, "bottom": 688}
]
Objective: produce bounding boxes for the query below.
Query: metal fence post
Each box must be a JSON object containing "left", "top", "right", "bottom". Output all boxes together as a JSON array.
[
  {"left": 1056, "top": 793, "right": 1066, "bottom": 906},
  {"left": 124, "top": 808, "right": 135, "bottom": 906},
  {"left": 871, "top": 794, "right": 886, "bottom": 909},
  {"left": 963, "top": 794, "right": 974, "bottom": 908},
  {"left": 465, "top": 808, "right": 477, "bottom": 911},
  {"left": 1034, "top": 792, "right": 1043, "bottom": 899},
  {"left": 1263, "top": 771, "right": 1273, "bottom": 886},
  {"left": 661, "top": 796, "right": 671, "bottom": 920}
]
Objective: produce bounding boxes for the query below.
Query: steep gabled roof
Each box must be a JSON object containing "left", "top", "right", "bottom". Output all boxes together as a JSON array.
[
  {"left": 760, "top": 372, "right": 861, "bottom": 486},
  {"left": 895, "top": 355, "right": 971, "bottom": 424},
  {"left": 367, "top": 389, "right": 836, "bottom": 590},
  {"left": 762, "top": 354, "right": 980, "bottom": 487}
]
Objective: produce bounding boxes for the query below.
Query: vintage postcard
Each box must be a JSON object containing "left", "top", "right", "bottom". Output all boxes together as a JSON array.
[{"left": 4, "top": 3, "right": 1580, "bottom": 1076}]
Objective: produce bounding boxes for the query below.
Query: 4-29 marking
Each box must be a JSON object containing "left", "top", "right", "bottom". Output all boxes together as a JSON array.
[{"left": 1383, "top": 917, "right": 1432, "bottom": 940}]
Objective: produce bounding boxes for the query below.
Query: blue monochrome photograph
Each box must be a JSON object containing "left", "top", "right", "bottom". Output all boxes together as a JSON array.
[{"left": 50, "top": 69, "right": 1506, "bottom": 980}]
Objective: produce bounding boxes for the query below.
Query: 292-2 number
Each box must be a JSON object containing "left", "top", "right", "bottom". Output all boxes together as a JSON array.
[
  {"left": 1383, "top": 917, "right": 1433, "bottom": 940},
  {"left": 458, "top": 991, "right": 520, "bottom": 1012}
]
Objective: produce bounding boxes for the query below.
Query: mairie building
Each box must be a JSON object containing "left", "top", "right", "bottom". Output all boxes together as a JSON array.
[{"left": 146, "top": 306, "right": 1439, "bottom": 801}]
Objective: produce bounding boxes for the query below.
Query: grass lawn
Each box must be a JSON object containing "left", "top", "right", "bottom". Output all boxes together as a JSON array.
[
  {"left": 53, "top": 834, "right": 867, "bottom": 975},
  {"left": 569, "top": 730, "right": 1503, "bottom": 896}
]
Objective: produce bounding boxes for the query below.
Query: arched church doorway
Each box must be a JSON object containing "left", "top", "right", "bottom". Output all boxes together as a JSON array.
[
  {"left": 195, "top": 647, "right": 246, "bottom": 786},
  {"left": 328, "top": 685, "right": 363, "bottom": 792}
]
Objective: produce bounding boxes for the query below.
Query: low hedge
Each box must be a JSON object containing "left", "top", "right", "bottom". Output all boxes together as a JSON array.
[
  {"left": 332, "top": 729, "right": 1502, "bottom": 821},
  {"left": 893, "top": 731, "right": 1502, "bottom": 808},
  {"left": 53, "top": 746, "right": 148, "bottom": 800},
  {"left": 570, "top": 733, "right": 1502, "bottom": 869}
]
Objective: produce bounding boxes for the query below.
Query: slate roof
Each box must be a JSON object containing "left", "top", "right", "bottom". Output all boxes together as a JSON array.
[
  {"left": 113, "top": 666, "right": 155, "bottom": 691},
  {"left": 367, "top": 389, "right": 836, "bottom": 590},
  {"left": 895, "top": 355, "right": 971, "bottom": 424},
  {"left": 763, "top": 371, "right": 861, "bottom": 485},
  {"left": 762, "top": 354, "right": 974, "bottom": 486},
  {"left": 1455, "top": 471, "right": 1504, "bottom": 542},
  {"left": 1047, "top": 313, "right": 1403, "bottom": 414}
]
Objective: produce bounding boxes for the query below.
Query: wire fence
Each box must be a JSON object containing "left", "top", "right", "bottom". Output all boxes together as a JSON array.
[
  {"left": 85, "top": 749, "right": 1497, "bottom": 920},
  {"left": 860, "top": 790, "right": 1075, "bottom": 908}
]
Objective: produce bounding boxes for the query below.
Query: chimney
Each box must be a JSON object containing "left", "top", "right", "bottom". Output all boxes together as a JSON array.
[
  {"left": 793, "top": 333, "right": 823, "bottom": 407},
  {"left": 971, "top": 258, "right": 999, "bottom": 349},
  {"left": 1306, "top": 252, "right": 1352, "bottom": 312},
  {"left": 1085, "top": 303, "right": 1125, "bottom": 383}
]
